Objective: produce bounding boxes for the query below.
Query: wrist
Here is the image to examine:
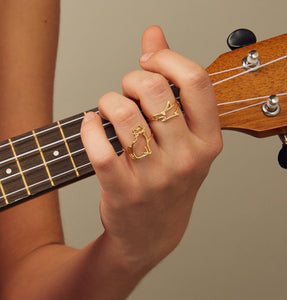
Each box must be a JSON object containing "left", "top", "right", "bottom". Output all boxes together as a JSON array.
[{"left": 96, "top": 231, "right": 154, "bottom": 279}]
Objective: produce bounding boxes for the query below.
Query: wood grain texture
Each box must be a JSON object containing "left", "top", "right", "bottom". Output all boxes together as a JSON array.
[
  {"left": 1, "top": 33, "right": 287, "bottom": 209},
  {"left": 207, "top": 33, "right": 287, "bottom": 137}
]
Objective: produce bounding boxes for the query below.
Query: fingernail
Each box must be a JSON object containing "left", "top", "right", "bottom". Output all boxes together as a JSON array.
[
  {"left": 140, "top": 52, "right": 154, "bottom": 63},
  {"left": 83, "top": 111, "right": 96, "bottom": 123}
]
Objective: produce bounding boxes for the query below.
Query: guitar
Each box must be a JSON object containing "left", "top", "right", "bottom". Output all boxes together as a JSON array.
[{"left": 0, "top": 32, "right": 286, "bottom": 210}]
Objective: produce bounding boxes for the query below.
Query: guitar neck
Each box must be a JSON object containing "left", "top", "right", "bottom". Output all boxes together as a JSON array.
[
  {"left": 0, "top": 85, "right": 181, "bottom": 210},
  {"left": 0, "top": 108, "right": 123, "bottom": 210},
  {"left": 1, "top": 32, "right": 287, "bottom": 210}
]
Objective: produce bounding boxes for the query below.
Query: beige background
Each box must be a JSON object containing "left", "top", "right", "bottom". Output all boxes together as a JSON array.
[{"left": 54, "top": 0, "right": 287, "bottom": 299}]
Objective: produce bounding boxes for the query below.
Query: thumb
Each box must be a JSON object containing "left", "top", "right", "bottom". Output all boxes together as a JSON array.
[{"left": 141, "top": 25, "right": 169, "bottom": 54}]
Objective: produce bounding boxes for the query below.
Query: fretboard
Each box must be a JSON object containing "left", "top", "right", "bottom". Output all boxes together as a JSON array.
[
  {"left": 0, "top": 86, "right": 180, "bottom": 210},
  {"left": 0, "top": 109, "right": 122, "bottom": 210}
]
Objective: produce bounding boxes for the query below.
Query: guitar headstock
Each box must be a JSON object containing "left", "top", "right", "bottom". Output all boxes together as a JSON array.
[{"left": 207, "top": 33, "right": 287, "bottom": 138}]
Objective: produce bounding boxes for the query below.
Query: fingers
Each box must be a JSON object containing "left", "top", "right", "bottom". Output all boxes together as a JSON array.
[
  {"left": 122, "top": 70, "right": 189, "bottom": 148},
  {"left": 97, "top": 92, "right": 157, "bottom": 163},
  {"left": 80, "top": 111, "right": 123, "bottom": 190},
  {"left": 139, "top": 49, "right": 221, "bottom": 141},
  {"left": 141, "top": 25, "right": 169, "bottom": 54},
  {"left": 80, "top": 99, "right": 157, "bottom": 193},
  {"left": 81, "top": 26, "right": 222, "bottom": 188}
]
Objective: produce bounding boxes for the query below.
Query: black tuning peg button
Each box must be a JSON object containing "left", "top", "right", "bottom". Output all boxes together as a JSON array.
[
  {"left": 278, "top": 144, "right": 287, "bottom": 169},
  {"left": 227, "top": 29, "right": 257, "bottom": 50},
  {"left": 278, "top": 135, "right": 287, "bottom": 169}
]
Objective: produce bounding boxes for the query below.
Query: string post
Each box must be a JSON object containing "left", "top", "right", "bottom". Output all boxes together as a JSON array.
[
  {"left": 242, "top": 50, "right": 261, "bottom": 71},
  {"left": 262, "top": 95, "right": 280, "bottom": 117}
]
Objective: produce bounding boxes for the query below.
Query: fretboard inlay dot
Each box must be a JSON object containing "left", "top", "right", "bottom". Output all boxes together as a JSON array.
[{"left": 6, "top": 168, "right": 12, "bottom": 175}]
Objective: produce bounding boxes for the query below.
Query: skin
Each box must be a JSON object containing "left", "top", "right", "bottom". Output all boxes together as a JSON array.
[
  {"left": 0, "top": 0, "right": 64, "bottom": 280},
  {"left": 0, "top": 2, "right": 222, "bottom": 299}
]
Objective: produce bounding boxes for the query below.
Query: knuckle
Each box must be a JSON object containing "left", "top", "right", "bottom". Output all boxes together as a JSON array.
[
  {"left": 98, "top": 91, "right": 118, "bottom": 112},
  {"left": 91, "top": 154, "right": 115, "bottom": 173},
  {"left": 175, "top": 145, "right": 212, "bottom": 178},
  {"left": 141, "top": 73, "right": 169, "bottom": 97},
  {"left": 213, "top": 135, "right": 224, "bottom": 156},
  {"left": 150, "top": 174, "right": 171, "bottom": 192},
  {"left": 80, "top": 115, "right": 98, "bottom": 143},
  {"left": 209, "top": 139, "right": 223, "bottom": 161},
  {"left": 183, "top": 66, "right": 212, "bottom": 91},
  {"left": 112, "top": 101, "right": 137, "bottom": 126},
  {"left": 203, "top": 131, "right": 223, "bottom": 160},
  {"left": 121, "top": 70, "right": 139, "bottom": 89},
  {"left": 156, "top": 48, "right": 172, "bottom": 58},
  {"left": 121, "top": 74, "right": 129, "bottom": 91},
  {"left": 98, "top": 91, "right": 139, "bottom": 127},
  {"left": 196, "top": 138, "right": 223, "bottom": 170},
  {"left": 80, "top": 118, "right": 93, "bottom": 138},
  {"left": 177, "top": 152, "right": 197, "bottom": 176}
]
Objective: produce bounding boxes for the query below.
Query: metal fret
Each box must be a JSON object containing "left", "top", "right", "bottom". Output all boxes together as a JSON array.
[
  {"left": 32, "top": 130, "right": 55, "bottom": 187},
  {"left": 59, "top": 112, "right": 93, "bottom": 177},
  {"left": 57, "top": 121, "right": 80, "bottom": 177},
  {"left": 0, "top": 180, "right": 8, "bottom": 205},
  {"left": 0, "top": 139, "right": 31, "bottom": 206},
  {"left": 8, "top": 139, "right": 31, "bottom": 196},
  {"left": 34, "top": 120, "right": 81, "bottom": 187},
  {"left": 0, "top": 108, "right": 102, "bottom": 210}
]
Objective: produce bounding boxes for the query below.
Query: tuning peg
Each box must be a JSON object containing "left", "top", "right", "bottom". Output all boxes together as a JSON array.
[
  {"left": 227, "top": 29, "right": 257, "bottom": 50},
  {"left": 278, "top": 135, "right": 287, "bottom": 169}
]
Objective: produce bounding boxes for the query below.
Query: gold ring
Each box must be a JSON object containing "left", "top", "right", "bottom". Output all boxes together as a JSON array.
[
  {"left": 125, "top": 125, "right": 153, "bottom": 160},
  {"left": 149, "top": 100, "right": 180, "bottom": 122}
]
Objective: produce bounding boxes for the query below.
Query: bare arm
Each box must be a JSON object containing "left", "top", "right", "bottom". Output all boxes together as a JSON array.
[
  {"left": 0, "top": 0, "right": 65, "bottom": 293},
  {"left": 0, "top": 7, "right": 222, "bottom": 299}
]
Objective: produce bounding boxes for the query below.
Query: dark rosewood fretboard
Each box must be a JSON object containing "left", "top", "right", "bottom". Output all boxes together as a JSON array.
[
  {"left": 2, "top": 29, "right": 287, "bottom": 211},
  {"left": 0, "top": 108, "right": 124, "bottom": 210},
  {"left": 0, "top": 85, "right": 180, "bottom": 210}
]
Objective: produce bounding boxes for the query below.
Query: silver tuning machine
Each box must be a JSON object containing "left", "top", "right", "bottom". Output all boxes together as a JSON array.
[
  {"left": 242, "top": 50, "right": 261, "bottom": 71},
  {"left": 262, "top": 95, "right": 281, "bottom": 117}
]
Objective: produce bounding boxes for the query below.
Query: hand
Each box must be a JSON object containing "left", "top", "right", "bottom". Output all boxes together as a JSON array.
[{"left": 81, "top": 26, "right": 222, "bottom": 273}]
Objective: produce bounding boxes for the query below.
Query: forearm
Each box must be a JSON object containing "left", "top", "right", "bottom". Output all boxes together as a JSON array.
[
  {"left": 3, "top": 233, "right": 148, "bottom": 300},
  {"left": 0, "top": 0, "right": 59, "bottom": 137},
  {"left": 0, "top": 3, "right": 147, "bottom": 299},
  {"left": 0, "top": 16, "right": 222, "bottom": 299},
  {"left": 0, "top": 0, "right": 64, "bottom": 287}
]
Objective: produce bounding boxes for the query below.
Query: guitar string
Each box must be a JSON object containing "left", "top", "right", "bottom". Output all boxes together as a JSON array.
[
  {"left": 0, "top": 89, "right": 285, "bottom": 179},
  {"left": 217, "top": 92, "right": 287, "bottom": 106},
  {"left": 217, "top": 92, "right": 287, "bottom": 117},
  {"left": 0, "top": 52, "right": 286, "bottom": 152},
  {"left": 209, "top": 65, "right": 242, "bottom": 76},
  {"left": 209, "top": 53, "right": 287, "bottom": 116},
  {"left": 219, "top": 100, "right": 266, "bottom": 117},
  {"left": 0, "top": 113, "right": 113, "bottom": 166},
  {"left": 5, "top": 88, "right": 285, "bottom": 182},
  {"left": 212, "top": 54, "right": 287, "bottom": 86},
  {"left": 1, "top": 53, "right": 287, "bottom": 202},
  {"left": 1, "top": 147, "right": 86, "bottom": 182},
  {"left": 0, "top": 95, "right": 273, "bottom": 200},
  {"left": 0, "top": 96, "right": 284, "bottom": 201},
  {"left": 2, "top": 87, "right": 284, "bottom": 170},
  {"left": 0, "top": 86, "right": 284, "bottom": 166},
  {"left": 3, "top": 89, "right": 287, "bottom": 179},
  {"left": 0, "top": 115, "right": 85, "bottom": 149},
  {"left": 0, "top": 163, "right": 91, "bottom": 201},
  {"left": 0, "top": 129, "right": 119, "bottom": 179},
  {"left": 211, "top": 53, "right": 287, "bottom": 77},
  {"left": 0, "top": 132, "right": 81, "bottom": 165},
  {"left": 0, "top": 128, "right": 120, "bottom": 183},
  {"left": 0, "top": 150, "right": 124, "bottom": 202}
]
